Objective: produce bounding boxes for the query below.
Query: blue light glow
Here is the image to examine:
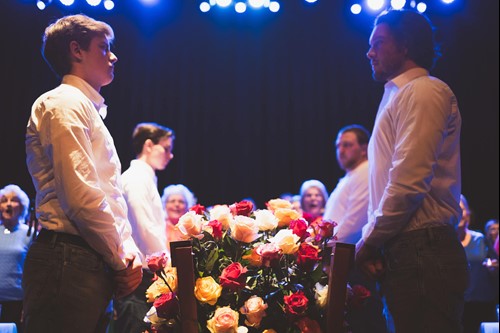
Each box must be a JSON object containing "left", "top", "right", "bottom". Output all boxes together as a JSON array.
[
  {"left": 60, "top": 0, "right": 74, "bottom": 6},
  {"left": 235, "top": 2, "right": 246, "bottom": 12},
  {"left": 391, "top": 0, "right": 405, "bottom": 9},
  {"left": 103, "top": 0, "right": 114, "bottom": 10},
  {"left": 36, "top": 0, "right": 46, "bottom": 10},
  {"left": 416, "top": 1, "right": 427, "bottom": 12},
  {"left": 200, "top": 1, "right": 211, "bottom": 12},
  {"left": 86, "top": 0, "right": 101, "bottom": 6},
  {"left": 248, "top": 0, "right": 265, "bottom": 8},
  {"left": 269, "top": 1, "right": 280, "bottom": 12},
  {"left": 216, "top": 0, "right": 232, "bottom": 7},
  {"left": 366, "top": 0, "right": 385, "bottom": 11}
]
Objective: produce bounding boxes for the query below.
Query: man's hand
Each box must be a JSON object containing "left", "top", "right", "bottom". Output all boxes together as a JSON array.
[
  {"left": 355, "top": 239, "right": 385, "bottom": 280},
  {"left": 113, "top": 254, "right": 143, "bottom": 299}
]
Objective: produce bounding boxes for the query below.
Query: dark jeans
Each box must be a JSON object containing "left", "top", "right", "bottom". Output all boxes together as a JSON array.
[
  {"left": 22, "top": 231, "right": 114, "bottom": 333},
  {"left": 113, "top": 270, "right": 154, "bottom": 333},
  {"left": 381, "top": 225, "right": 469, "bottom": 333}
]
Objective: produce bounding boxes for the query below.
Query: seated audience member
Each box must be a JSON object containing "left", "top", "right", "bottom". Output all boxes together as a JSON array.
[
  {"left": 458, "top": 195, "right": 498, "bottom": 333},
  {"left": 0, "top": 184, "right": 32, "bottom": 332},
  {"left": 299, "top": 179, "right": 328, "bottom": 224},
  {"left": 484, "top": 219, "right": 499, "bottom": 258},
  {"left": 162, "top": 184, "right": 197, "bottom": 249}
]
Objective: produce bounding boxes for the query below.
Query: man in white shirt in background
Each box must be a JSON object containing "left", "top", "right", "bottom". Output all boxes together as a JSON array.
[
  {"left": 24, "top": 14, "right": 142, "bottom": 333},
  {"left": 324, "top": 124, "right": 387, "bottom": 333},
  {"left": 114, "top": 122, "right": 175, "bottom": 332}
]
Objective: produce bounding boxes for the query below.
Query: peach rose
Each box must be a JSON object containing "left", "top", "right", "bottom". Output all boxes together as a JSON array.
[
  {"left": 177, "top": 211, "right": 204, "bottom": 239},
  {"left": 242, "top": 247, "right": 263, "bottom": 267},
  {"left": 253, "top": 209, "right": 279, "bottom": 231},
  {"left": 266, "top": 198, "right": 292, "bottom": 211},
  {"left": 239, "top": 296, "right": 268, "bottom": 328},
  {"left": 274, "top": 208, "right": 301, "bottom": 228},
  {"left": 207, "top": 306, "right": 239, "bottom": 333},
  {"left": 145, "top": 267, "right": 178, "bottom": 302},
  {"left": 209, "top": 205, "right": 234, "bottom": 230},
  {"left": 194, "top": 276, "right": 222, "bottom": 306},
  {"left": 269, "top": 229, "right": 300, "bottom": 254},
  {"left": 229, "top": 215, "right": 261, "bottom": 243}
]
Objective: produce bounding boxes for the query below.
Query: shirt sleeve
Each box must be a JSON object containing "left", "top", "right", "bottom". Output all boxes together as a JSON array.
[
  {"left": 364, "top": 80, "right": 453, "bottom": 247},
  {"left": 41, "top": 99, "right": 131, "bottom": 271},
  {"left": 122, "top": 174, "right": 167, "bottom": 262}
]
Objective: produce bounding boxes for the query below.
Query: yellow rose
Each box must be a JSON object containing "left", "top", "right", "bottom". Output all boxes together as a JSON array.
[
  {"left": 266, "top": 198, "right": 292, "bottom": 211},
  {"left": 194, "top": 276, "right": 222, "bottom": 306},
  {"left": 145, "top": 267, "right": 178, "bottom": 302},
  {"left": 207, "top": 306, "right": 239, "bottom": 333},
  {"left": 177, "top": 211, "right": 204, "bottom": 239},
  {"left": 274, "top": 208, "right": 301, "bottom": 228},
  {"left": 209, "top": 205, "right": 234, "bottom": 230},
  {"left": 230, "top": 215, "right": 261, "bottom": 243},
  {"left": 239, "top": 295, "right": 268, "bottom": 328},
  {"left": 269, "top": 229, "right": 300, "bottom": 254},
  {"left": 315, "top": 282, "right": 328, "bottom": 309}
]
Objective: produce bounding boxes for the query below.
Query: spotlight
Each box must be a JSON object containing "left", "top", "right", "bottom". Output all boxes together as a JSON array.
[
  {"left": 366, "top": 0, "right": 385, "bottom": 11},
  {"left": 442, "top": 0, "right": 454, "bottom": 3},
  {"left": 235, "top": 2, "right": 246, "bottom": 12},
  {"left": 200, "top": 1, "right": 211, "bottom": 11},
  {"left": 103, "top": 0, "right": 114, "bottom": 10},
  {"left": 86, "top": 0, "right": 101, "bottom": 6},
  {"left": 37, "top": 0, "right": 51, "bottom": 10},
  {"left": 216, "top": 0, "right": 232, "bottom": 7},
  {"left": 350, "top": 3, "right": 362, "bottom": 14},
  {"left": 305, "top": 0, "right": 318, "bottom": 3},
  {"left": 269, "top": 1, "right": 280, "bottom": 12},
  {"left": 59, "top": 0, "right": 74, "bottom": 5},
  {"left": 416, "top": 1, "right": 426, "bottom": 12},
  {"left": 390, "top": 0, "right": 405, "bottom": 9},
  {"left": 248, "top": 0, "right": 265, "bottom": 8}
]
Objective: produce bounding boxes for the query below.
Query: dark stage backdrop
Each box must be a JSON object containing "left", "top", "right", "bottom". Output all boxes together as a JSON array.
[{"left": 1, "top": 0, "right": 498, "bottom": 230}]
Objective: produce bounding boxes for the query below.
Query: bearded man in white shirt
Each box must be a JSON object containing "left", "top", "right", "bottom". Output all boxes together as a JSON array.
[
  {"left": 324, "top": 125, "right": 388, "bottom": 333},
  {"left": 355, "top": 9, "right": 469, "bottom": 333},
  {"left": 24, "top": 14, "right": 142, "bottom": 333},
  {"left": 115, "top": 122, "right": 175, "bottom": 332}
]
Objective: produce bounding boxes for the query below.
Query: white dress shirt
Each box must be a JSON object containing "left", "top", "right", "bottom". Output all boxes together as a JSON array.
[
  {"left": 121, "top": 159, "right": 168, "bottom": 268},
  {"left": 26, "top": 74, "right": 139, "bottom": 271},
  {"left": 323, "top": 160, "right": 369, "bottom": 244},
  {"left": 362, "top": 67, "right": 462, "bottom": 248}
]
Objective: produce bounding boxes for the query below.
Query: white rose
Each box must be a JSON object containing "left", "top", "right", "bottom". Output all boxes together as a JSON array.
[
  {"left": 209, "top": 205, "right": 234, "bottom": 230},
  {"left": 269, "top": 229, "right": 300, "bottom": 254},
  {"left": 253, "top": 209, "right": 279, "bottom": 231},
  {"left": 177, "top": 211, "right": 204, "bottom": 239}
]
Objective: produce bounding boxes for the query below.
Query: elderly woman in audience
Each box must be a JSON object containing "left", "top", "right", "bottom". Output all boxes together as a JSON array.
[
  {"left": 299, "top": 179, "right": 328, "bottom": 224},
  {"left": 0, "top": 184, "right": 32, "bottom": 332},
  {"left": 161, "top": 184, "right": 197, "bottom": 250}
]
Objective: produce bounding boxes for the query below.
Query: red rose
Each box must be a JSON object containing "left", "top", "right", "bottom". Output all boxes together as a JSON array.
[
  {"left": 349, "top": 285, "right": 371, "bottom": 310},
  {"left": 219, "top": 262, "right": 248, "bottom": 291},
  {"left": 296, "top": 243, "right": 320, "bottom": 271},
  {"left": 208, "top": 219, "right": 223, "bottom": 240},
  {"left": 289, "top": 219, "right": 310, "bottom": 240},
  {"left": 153, "top": 292, "right": 179, "bottom": 320},
  {"left": 230, "top": 200, "right": 254, "bottom": 216},
  {"left": 284, "top": 290, "right": 309, "bottom": 316},
  {"left": 146, "top": 253, "right": 168, "bottom": 273},
  {"left": 190, "top": 204, "right": 206, "bottom": 215}
]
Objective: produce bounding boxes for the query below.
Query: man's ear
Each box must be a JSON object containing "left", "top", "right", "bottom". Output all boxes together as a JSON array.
[
  {"left": 69, "top": 40, "right": 83, "bottom": 62},
  {"left": 143, "top": 139, "right": 154, "bottom": 152}
]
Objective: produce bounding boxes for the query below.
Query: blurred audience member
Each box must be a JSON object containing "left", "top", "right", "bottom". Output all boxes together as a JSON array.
[
  {"left": 161, "top": 184, "right": 197, "bottom": 249},
  {"left": 0, "top": 184, "right": 32, "bottom": 332},
  {"left": 484, "top": 219, "right": 499, "bottom": 257},
  {"left": 458, "top": 195, "right": 498, "bottom": 333},
  {"left": 299, "top": 179, "right": 328, "bottom": 224}
]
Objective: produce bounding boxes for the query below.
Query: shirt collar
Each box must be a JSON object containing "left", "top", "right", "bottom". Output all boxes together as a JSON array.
[
  {"left": 388, "top": 67, "right": 429, "bottom": 90},
  {"left": 61, "top": 74, "right": 108, "bottom": 119}
]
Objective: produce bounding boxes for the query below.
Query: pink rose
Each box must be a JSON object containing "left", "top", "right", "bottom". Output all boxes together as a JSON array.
[
  {"left": 146, "top": 253, "right": 168, "bottom": 273},
  {"left": 207, "top": 306, "right": 239, "bottom": 333},
  {"left": 256, "top": 243, "right": 282, "bottom": 268}
]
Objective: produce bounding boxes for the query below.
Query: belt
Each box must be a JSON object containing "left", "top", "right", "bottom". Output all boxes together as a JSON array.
[
  {"left": 36, "top": 228, "right": 90, "bottom": 249},
  {"left": 384, "top": 224, "right": 456, "bottom": 249}
]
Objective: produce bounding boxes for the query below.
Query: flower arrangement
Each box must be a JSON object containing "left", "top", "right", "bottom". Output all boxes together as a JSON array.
[{"left": 144, "top": 199, "right": 369, "bottom": 333}]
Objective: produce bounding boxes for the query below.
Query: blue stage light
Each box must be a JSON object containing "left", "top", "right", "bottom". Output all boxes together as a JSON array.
[
  {"left": 366, "top": 0, "right": 385, "bottom": 11},
  {"left": 351, "top": 3, "right": 362, "bottom": 14},
  {"left": 235, "top": 2, "right": 246, "bottom": 12},
  {"left": 416, "top": 1, "right": 427, "bottom": 12},
  {"left": 103, "top": 0, "right": 114, "bottom": 10},
  {"left": 86, "top": 0, "right": 101, "bottom": 6},
  {"left": 200, "top": 1, "right": 211, "bottom": 12},
  {"left": 391, "top": 0, "right": 405, "bottom": 9},
  {"left": 269, "top": 1, "right": 280, "bottom": 12},
  {"left": 60, "top": 0, "right": 74, "bottom": 6}
]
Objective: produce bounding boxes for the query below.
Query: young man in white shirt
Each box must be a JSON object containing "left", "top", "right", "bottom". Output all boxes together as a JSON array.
[
  {"left": 115, "top": 122, "right": 175, "bottom": 332},
  {"left": 24, "top": 14, "right": 142, "bottom": 333},
  {"left": 355, "top": 9, "right": 468, "bottom": 333}
]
